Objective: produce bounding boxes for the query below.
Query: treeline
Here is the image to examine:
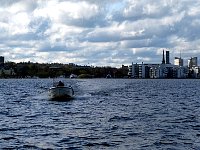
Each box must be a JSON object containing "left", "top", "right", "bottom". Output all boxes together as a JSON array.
[{"left": 2, "top": 61, "right": 128, "bottom": 78}]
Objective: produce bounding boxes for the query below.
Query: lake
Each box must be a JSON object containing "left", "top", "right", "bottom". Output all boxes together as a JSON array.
[{"left": 0, "top": 78, "right": 200, "bottom": 149}]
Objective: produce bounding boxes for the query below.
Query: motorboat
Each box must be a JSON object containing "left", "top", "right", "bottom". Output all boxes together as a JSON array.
[
  {"left": 106, "top": 74, "right": 112, "bottom": 78},
  {"left": 48, "top": 81, "right": 74, "bottom": 99},
  {"left": 70, "top": 74, "right": 78, "bottom": 79}
]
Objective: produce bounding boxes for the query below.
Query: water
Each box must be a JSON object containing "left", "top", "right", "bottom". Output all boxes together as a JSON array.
[{"left": 0, "top": 79, "right": 200, "bottom": 149}]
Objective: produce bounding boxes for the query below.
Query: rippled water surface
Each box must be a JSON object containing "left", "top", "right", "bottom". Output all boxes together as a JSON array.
[{"left": 0, "top": 79, "right": 200, "bottom": 149}]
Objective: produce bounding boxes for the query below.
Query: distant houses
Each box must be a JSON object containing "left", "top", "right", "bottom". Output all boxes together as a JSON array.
[
  {"left": 0, "top": 56, "right": 16, "bottom": 77},
  {"left": 0, "top": 56, "right": 129, "bottom": 78},
  {"left": 128, "top": 51, "right": 200, "bottom": 79},
  {"left": 0, "top": 68, "right": 16, "bottom": 77},
  {"left": 1, "top": 53, "right": 200, "bottom": 79}
]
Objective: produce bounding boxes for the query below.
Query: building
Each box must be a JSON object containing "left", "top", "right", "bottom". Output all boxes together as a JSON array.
[
  {"left": 0, "top": 56, "right": 4, "bottom": 68},
  {"left": 128, "top": 63, "right": 139, "bottom": 78},
  {"left": 129, "top": 63, "right": 159, "bottom": 78},
  {"left": 192, "top": 67, "right": 200, "bottom": 78},
  {"left": 162, "top": 50, "right": 165, "bottom": 64},
  {"left": 173, "top": 66, "right": 188, "bottom": 78},
  {"left": 128, "top": 50, "right": 193, "bottom": 79},
  {"left": 166, "top": 51, "right": 170, "bottom": 64},
  {"left": 129, "top": 62, "right": 189, "bottom": 79},
  {"left": 174, "top": 57, "right": 183, "bottom": 66},
  {"left": 161, "top": 50, "right": 170, "bottom": 64},
  {"left": 188, "top": 57, "right": 197, "bottom": 68},
  {"left": 0, "top": 68, "right": 15, "bottom": 77},
  {"left": 128, "top": 50, "right": 200, "bottom": 79}
]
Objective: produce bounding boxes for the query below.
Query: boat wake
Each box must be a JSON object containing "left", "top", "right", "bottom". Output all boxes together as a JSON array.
[{"left": 31, "top": 92, "right": 49, "bottom": 100}]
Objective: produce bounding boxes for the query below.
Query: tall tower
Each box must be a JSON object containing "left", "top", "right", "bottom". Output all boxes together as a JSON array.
[
  {"left": 166, "top": 51, "right": 170, "bottom": 64},
  {"left": 162, "top": 50, "right": 165, "bottom": 64}
]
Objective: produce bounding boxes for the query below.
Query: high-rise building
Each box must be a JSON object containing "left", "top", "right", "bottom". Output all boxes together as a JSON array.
[
  {"left": 188, "top": 57, "right": 197, "bottom": 68},
  {"left": 174, "top": 57, "right": 183, "bottom": 66},
  {"left": 166, "top": 51, "right": 170, "bottom": 64},
  {"left": 162, "top": 50, "right": 165, "bottom": 64},
  {"left": 0, "top": 56, "right": 4, "bottom": 68}
]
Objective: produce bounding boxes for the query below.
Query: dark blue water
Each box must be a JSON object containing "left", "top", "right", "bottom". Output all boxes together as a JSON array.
[{"left": 0, "top": 79, "right": 200, "bottom": 149}]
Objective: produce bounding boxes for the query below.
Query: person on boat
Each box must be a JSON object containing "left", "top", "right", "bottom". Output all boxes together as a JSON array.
[{"left": 57, "top": 81, "right": 64, "bottom": 86}]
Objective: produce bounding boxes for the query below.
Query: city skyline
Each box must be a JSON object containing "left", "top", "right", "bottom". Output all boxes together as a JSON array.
[{"left": 0, "top": 0, "right": 200, "bottom": 67}]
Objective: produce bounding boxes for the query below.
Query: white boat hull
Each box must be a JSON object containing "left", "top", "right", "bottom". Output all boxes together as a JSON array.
[{"left": 48, "top": 86, "right": 74, "bottom": 99}]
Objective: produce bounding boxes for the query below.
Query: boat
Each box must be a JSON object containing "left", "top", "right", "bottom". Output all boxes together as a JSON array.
[
  {"left": 48, "top": 81, "right": 74, "bottom": 100},
  {"left": 106, "top": 74, "right": 112, "bottom": 78},
  {"left": 70, "top": 74, "right": 78, "bottom": 79}
]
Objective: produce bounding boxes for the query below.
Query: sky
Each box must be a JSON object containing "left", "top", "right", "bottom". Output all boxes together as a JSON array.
[{"left": 0, "top": 0, "right": 200, "bottom": 67}]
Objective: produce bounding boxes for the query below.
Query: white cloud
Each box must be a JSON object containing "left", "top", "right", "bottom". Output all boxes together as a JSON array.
[
  {"left": 7, "top": 0, "right": 36, "bottom": 13},
  {"left": 0, "top": 0, "right": 200, "bottom": 67},
  {"left": 33, "top": 1, "right": 100, "bottom": 24}
]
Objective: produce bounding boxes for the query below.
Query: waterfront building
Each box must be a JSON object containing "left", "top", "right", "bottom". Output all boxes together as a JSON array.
[
  {"left": 173, "top": 66, "right": 188, "bottom": 78},
  {"left": 128, "top": 50, "right": 200, "bottom": 79},
  {"left": 149, "top": 66, "right": 168, "bottom": 79},
  {"left": 128, "top": 64, "right": 132, "bottom": 77},
  {"left": 128, "top": 63, "right": 139, "bottom": 78},
  {"left": 129, "top": 63, "right": 160, "bottom": 78},
  {"left": 151, "top": 64, "right": 175, "bottom": 79},
  {"left": 162, "top": 50, "right": 165, "bottom": 64},
  {"left": 129, "top": 62, "right": 187, "bottom": 79},
  {"left": 174, "top": 57, "right": 183, "bottom": 66},
  {"left": 138, "top": 63, "right": 152, "bottom": 78},
  {"left": 0, "top": 68, "right": 15, "bottom": 77},
  {"left": 192, "top": 67, "right": 200, "bottom": 78},
  {"left": 188, "top": 57, "right": 197, "bottom": 68},
  {"left": 166, "top": 51, "right": 170, "bottom": 64},
  {"left": 161, "top": 50, "right": 170, "bottom": 64},
  {"left": 149, "top": 66, "right": 160, "bottom": 78},
  {"left": 138, "top": 64, "right": 145, "bottom": 78}
]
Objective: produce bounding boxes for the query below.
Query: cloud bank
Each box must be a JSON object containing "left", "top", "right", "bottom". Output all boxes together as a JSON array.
[{"left": 0, "top": 0, "right": 200, "bottom": 67}]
